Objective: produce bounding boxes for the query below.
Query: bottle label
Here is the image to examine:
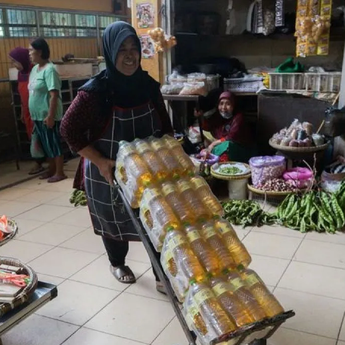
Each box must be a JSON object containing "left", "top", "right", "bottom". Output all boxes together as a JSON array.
[
  {"left": 162, "top": 183, "right": 175, "bottom": 196},
  {"left": 168, "top": 233, "right": 185, "bottom": 251},
  {"left": 191, "top": 177, "right": 205, "bottom": 189},
  {"left": 187, "top": 230, "right": 201, "bottom": 242},
  {"left": 245, "top": 274, "right": 260, "bottom": 287},
  {"left": 213, "top": 282, "right": 229, "bottom": 297},
  {"left": 194, "top": 289, "right": 214, "bottom": 306},
  {"left": 147, "top": 188, "right": 160, "bottom": 199},
  {"left": 135, "top": 141, "right": 151, "bottom": 153},
  {"left": 178, "top": 180, "right": 192, "bottom": 193},
  {"left": 229, "top": 277, "right": 245, "bottom": 292},
  {"left": 150, "top": 140, "right": 164, "bottom": 151},
  {"left": 203, "top": 225, "right": 217, "bottom": 239},
  {"left": 217, "top": 221, "right": 234, "bottom": 235}
]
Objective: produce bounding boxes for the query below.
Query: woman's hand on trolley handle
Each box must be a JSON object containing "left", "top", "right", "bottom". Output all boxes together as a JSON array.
[{"left": 78, "top": 146, "right": 115, "bottom": 186}]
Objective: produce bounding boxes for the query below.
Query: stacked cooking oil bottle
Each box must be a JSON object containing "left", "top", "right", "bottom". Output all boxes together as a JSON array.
[{"left": 115, "top": 135, "right": 285, "bottom": 345}]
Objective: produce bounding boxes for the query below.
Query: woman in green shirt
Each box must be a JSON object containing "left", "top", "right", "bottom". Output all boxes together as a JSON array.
[{"left": 28, "top": 38, "right": 66, "bottom": 183}]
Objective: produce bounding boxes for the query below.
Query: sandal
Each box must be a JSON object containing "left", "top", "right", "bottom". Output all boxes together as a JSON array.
[
  {"left": 110, "top": 265, "right": 136, "bottom": 284},
  {"left": 47, "top": 175, "right": 68, "bottom": 183},
  {"left": 39, "top": 171, "right": 53, "bottom": 180},
  {"left": 156, "top": 281, "right": 167, "bottom": 295},
  {"left": 28, "top": 166, "right": 45, "bottom": 175}
]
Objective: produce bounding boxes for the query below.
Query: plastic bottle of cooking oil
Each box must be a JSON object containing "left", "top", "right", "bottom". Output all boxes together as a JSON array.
[
  {"left": 162, "top": 134, "right": 195, "bottom": 176},
  {"left": 117, "top": 141, "right": 153, "bottom": 187},
  {"left": 189, "top": 279, "right": 237, "bottom": 337},
  {"left": 201, "top": 222, "right": 236, "bottom": 270},
  {"left": 209, "top": 275, "right": 255, "bottom": 327},
  {"left": 140, "top": 188, "right": 179, "bottom": 242},
  {"left": 238, "top": 265, "right": 284, "bottom": 318},
  {"left": 149, "top": 137, "right": 181, "bottom": 180},
  {"left": 184, "top": 295, "right": 211, "bottom": 341},
  {"left": 165, "top": 229, "right": 205, "bottom": 282},
  {"left": 225, "top": 270, "right": 267, "bottom": 322},
  {"left": 161, "top": 182, "right": 195, "bottom": 224},
  {"left": 176, "top": 179, "right": 211, "bottom": 222},
  {"left": 190, "top": 176, "right": 224, "bottom": 217},
  {"left": 185, "top": 224, "right": 220, "bottom": 274},
  {"left": 133, "top": 139, "right": 168, "bottom": 182},
  {"left": 214, "top": 219, "right": 252, "bottom": 268}
]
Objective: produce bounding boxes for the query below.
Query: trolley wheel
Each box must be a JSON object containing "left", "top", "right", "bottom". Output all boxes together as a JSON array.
[{"left": 250, "top": 339, "right": 267, "bottom": 345}]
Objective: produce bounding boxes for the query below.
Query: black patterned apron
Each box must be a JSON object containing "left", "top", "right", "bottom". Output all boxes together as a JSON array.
[{"left": 84, "top": 102, "right": 162, "bottom": 241}]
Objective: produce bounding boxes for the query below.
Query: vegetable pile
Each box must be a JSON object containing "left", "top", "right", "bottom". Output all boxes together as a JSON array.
[
  {"left": 222, "top": 200, "right": 277, "bottom": 228},
  {"left": 222, "top": 181, "right": 345, "bottom": 233},
  {"left": 219, "top": 166, "right": 242, "bottom": 175},
  {"left": 69, "top": 189, "right": 87, "bottom": 207},
  {"left": 276, "top": 191, "right": 345, "bottom": 233}
]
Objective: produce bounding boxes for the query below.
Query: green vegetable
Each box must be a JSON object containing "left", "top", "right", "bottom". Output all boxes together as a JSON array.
[
  {"left": 219, "top": 166, "right": 242, "bottom": 175},
  {"left": 69, "top": 189, "right": 88, "bottom": 207}
]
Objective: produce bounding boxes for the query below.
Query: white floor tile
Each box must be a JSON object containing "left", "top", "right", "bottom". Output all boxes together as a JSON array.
[
  {"left": 47, "top": 193, "right": 75, "bottom": 208},
  {"left": 0, "top": 187, "right": 34, "bottom": 201},
  {"left": 232, "top": 224, "right": 251, "bottom": 241},
  {"left": 17, "top": 190, "right": 66, "bottom": 204},
  {"left": 0, "top": 200, "right": 40, "bottom": 217},
  {"left": 294, "top": 240, "right": 345, "bottom": 269},
  {"left": 40, "top": 177, "right": 74, "bottom": 192},
  {"left": 13, "top": 178, "right": 46, "bottom": 190},
  {"left": 267, "top": 328, "right": 336, "bottom": 345},
  {"left": 152, "top": 317, "right": 189, "bottom": 345},
  {"left": 17, "top": 204, "right": 73, "bottom": 222},
  {"left": 14, "top": 218, "right": 46, "bottom": 237},
  {"left": 37, "top": 273, "right": 65, "bottom": 286},
  {"left": 1, "top": 314, "right": 78, "bottom": 345},
  {"left": 63, "top": 328, "right": 144, "bottom": 345},
  {"left": 243, "top": 232, "right": 302, "bottom": 260},
  {"left": 85, "top": 292, "right": 175, "bottom": 344},
  {"left": 60, "top": 229, "right": 105, "bottom": 254},
  {"left": 37, "top": 280, "right": 119, "bottom": 325},
  {"left": 29, "top": 247, "right": 99, "bottom": 278},
  {"left": 252, "top": 224, "right": 305, "bottom": 238},
  {"left": 274, "top": 288, "right": 345, "bottom": 339},
  {"left": 70, "top": 255, "right": 150, "bottom": 291},
  {"left": 305, "top": 231, "right": 345, "bottom": 245},
  {"left": 337, "top": 317, "right": 345, "bottom": 341},
  {"left": 19, "top": 222, "right": 86, "bottom": 246},
  {"left": 127, "top": 241, "right": 150, "bottom": 264},
  {"left": 278, "top": 261, "right": 345, "bottom": 300},
  {"left": 53, "top": 207, "right": 92, "bottom": 228},
  {"left": 250, "top": 255, "right": 290, "bottom": 286},
  {"left": 0, "top": 239, "right": 52, "bottom": 263},
  {"left": 126, "top": 269, "right": 169, "bottom": 301}
]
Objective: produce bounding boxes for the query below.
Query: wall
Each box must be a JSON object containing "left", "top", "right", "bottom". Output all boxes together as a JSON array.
[{"left": 1, "top": 0, "right": 113, "bottom": 13}]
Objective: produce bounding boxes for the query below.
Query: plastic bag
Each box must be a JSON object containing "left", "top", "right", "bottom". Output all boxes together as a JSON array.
[
  {"left": 188, "top": 126, "right": 201, "bottom": 144},
  {"left": 161, "top": 83, "right": 184, "bottom": 95},
  {"left": 180, "top": 82, "right": 207, "bottom": 96}
]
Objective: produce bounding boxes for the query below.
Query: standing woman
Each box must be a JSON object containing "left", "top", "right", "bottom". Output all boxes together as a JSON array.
[
  {"left": 9, "top": 47, "right": 45, "bottom": 174},
  {"left": 61, "top": 22, "right": 173, "bottom": 290},
  {"left": 28, "top": 38, "right": 66, "bottom": 183}
]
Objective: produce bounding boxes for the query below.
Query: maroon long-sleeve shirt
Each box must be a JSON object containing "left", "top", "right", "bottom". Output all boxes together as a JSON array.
[{"left": 201, "top": 112, "right": 252, "bottom": 146}]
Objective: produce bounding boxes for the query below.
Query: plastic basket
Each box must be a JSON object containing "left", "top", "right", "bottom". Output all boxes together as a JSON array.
[
  {"left": 224, "top": 77, "right": 263, "bottom": 93},
  {"left": 268, "top": 72, "right": 341, "bottom": 92}
]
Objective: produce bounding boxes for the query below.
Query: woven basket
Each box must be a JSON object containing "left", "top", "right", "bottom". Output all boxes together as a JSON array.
[
  {"left": 269, "top": 139, "right": 329, "bottom": 153},
  {"left": 0, "top": 257, "right": 38, "bottom": 317},
  {"left": 0, "top": 219, "right": 18, "bottom": 247}
]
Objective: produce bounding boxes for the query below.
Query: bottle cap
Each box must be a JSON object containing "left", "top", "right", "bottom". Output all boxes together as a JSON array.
[
  {"left": 237, "top": 264, "right": 245, "bottom": 271},
  {"left": 189, "top": 278, "right": 197, "bottom": 285},
  {"left": 221, "top": 268, "right": 230, "bottom": 275},
  {"left": 166, "top": 226, "right": 175, "bottom": 232},
  {"left": 205, "top": 272, "right": 213, "bottom": 280}
]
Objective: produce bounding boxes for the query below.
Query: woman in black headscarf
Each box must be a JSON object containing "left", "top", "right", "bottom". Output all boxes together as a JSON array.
[{"left": 61, "top": 22, "right": 173, "bottom": 289}]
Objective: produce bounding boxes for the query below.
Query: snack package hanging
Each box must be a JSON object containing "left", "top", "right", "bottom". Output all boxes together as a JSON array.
[{"left": 275, "top": 0, "right": 285, "bottom": 27}]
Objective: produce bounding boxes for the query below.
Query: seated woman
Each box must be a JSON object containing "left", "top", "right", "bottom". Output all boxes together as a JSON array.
[{"left": 195, "top": 90, "right": 255, "bottom": 163}]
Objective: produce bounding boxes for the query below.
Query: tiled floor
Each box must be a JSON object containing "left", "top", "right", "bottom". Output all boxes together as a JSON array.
[{"left": 1, "top": 160, "right": 345, "bottom": 345}]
